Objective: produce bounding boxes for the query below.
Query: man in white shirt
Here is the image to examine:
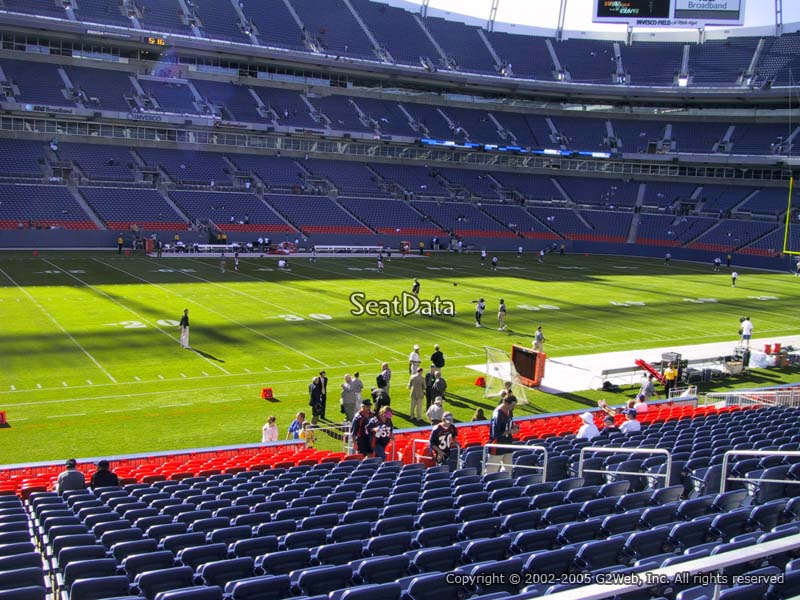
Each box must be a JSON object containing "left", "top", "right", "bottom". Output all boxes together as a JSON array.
[
  {"left": 576, "top": 412, "right": 600, "bottom": 440},
  {"left": 619, "top": 409, "right": 641, "bottom": 434},
  {"left": 740, "top": 316, "right": 753, "bottom": 348},
  {"left": 408, "top": 344, "right": 421, "bottom": 374}
]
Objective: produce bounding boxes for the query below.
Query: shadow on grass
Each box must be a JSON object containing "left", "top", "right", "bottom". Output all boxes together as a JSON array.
[{"left": 191, "top": 348, "right": 226, "bottom": 362}]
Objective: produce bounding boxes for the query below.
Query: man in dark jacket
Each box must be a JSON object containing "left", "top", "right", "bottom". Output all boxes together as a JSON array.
[
  {"left": 431, "top": 345, "right": 445, "bottom": 370},
  {"left": 309, "top": 376, "right": 323, "bottom": 423},
  {"left": 90, "top": 460, "right": 119, "bottom": 489}
]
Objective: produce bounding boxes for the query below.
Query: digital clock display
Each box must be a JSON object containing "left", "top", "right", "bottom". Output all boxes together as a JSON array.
[{"left": 147, "top": 37, "right": 166, "bottom": 46}]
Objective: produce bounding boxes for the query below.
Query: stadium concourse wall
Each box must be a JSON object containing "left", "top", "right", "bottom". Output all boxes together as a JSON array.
[{"left": 0, "top": 230, "right": 794, "bottom": 271}]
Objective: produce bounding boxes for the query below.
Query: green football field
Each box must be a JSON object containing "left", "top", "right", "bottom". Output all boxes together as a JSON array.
[{"left": 1, "top": 250, "right": 799, "bottom": 464}]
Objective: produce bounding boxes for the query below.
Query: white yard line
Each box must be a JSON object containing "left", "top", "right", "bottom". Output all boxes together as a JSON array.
[
  {"left": 94, "top": 258, "right": 324, "bottom": 368},
  {"left": 179, "top": 257, "right": 406, "bottom": 359},
  {"left": 0, "top": 265, "right": 117, "bottom": 383},
  {"left": 242, "top": 256, "right": 487, "bottom": 353},
  {"left": 0, "top": 353, "right": 485, "bottom": 400},
  {"left": 44, "top": 258, "right": 229, "bottom": 376}
]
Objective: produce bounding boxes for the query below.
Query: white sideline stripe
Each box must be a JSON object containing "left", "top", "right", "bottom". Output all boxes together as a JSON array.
[
  {"left": 95, "top": 258, "right": 310, "bottom": 370},
  {"left": 71, "top": 258, "right": 229, "bottom": 376},
  {"left": 134, "top": 376, "right": 141, "bottom": 381},
  {"left": 303, "top": 365, "right": 310, "bottom": 369},
  {"left": 36, "top": 384, "right": 42, "bottom": 389},
  {"left": 243, "top": 368, "right": 251, "bottom": 373},
  {"left": 86, "top": 380, "right": 92, "bottom": 385},
  {"left": 209, "top": 399, "right": 236, "bottom": 404},
  {"left": 180, "top": 373, "right": 186, "bottom": 378},
  {"left": 158, "top": 404, "right": 191, "bottom": 408},
  {"left": 43, "top": 258, "right": 228, "bottom": 373},
  {"left": 48, "top": 413, "right": 85, "bottom": 419},
  {"left": 104, "top": 408, "right": 142, "bottom": 413},
  {"left": 297, "top": 259, "right": 486, "bottom": 352},
  {"left": 13, "top": 418, "right": 28, "bottom": 422},
  {"left": 0, "top": 265, "right": 117, "bottom": 384},
  {"left": 180, "top": 257, "right": 405, "bottom": 359},
  {"left": 1, "top": 354, "right": 485, "bottom": 400},
  {"left": 283, "top": 365, "right": 291, "bottom": 370},
  {"left": 157, "top": 375, "right": 164, "bottom": 380},
  {"left": 202, "top": 372, "right": 209, "bottom": 376}
]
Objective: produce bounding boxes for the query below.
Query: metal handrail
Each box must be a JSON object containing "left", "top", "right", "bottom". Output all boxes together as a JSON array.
[
  {"left": 578, "top": 446, "right": 672, "bottom": 486},
  {"left": 719, "top": 449, "right": 800, "bottom": 494},
  {"left": 481, "top": 444, "right": 547, "bottom": 479}
]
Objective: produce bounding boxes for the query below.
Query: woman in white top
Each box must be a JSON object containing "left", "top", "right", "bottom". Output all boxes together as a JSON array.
[
  {"left": 576, "top": 412, "right": 600, "bottom": 440},
  {"left": 262, "top": 416, "right": 278, "bottom": 443},
  {"left": 634, "top": 395, "right": 649, "bottom": 413}
]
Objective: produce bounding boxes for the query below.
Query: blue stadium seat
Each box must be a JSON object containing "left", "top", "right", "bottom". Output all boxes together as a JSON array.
[
  {"left": 154, "top": 587, "right": 223, "bottom": 600},
  {"left": 352, "top": 555, "right": 410, "bottom": 584},
  {"left": 176, "top": 543, "right": 228, "bottom": 570},
  {"left": 601, "top": 510, "right": 644, "bottom": 537},
  {"left": 61, "top": 557, "right": 118, "bottom": 587},
  {"left": 500, "top": 510, "right": 543, "bottom": 533},
  {"left": 579, "top": 497, "right": 618, "bottom": 519},
  {"left": 291, "top": 564, "right": 353, "bottom": 596},
  {"left": 404, "top": 572, "right": 464, "bottom": 600},
  {"left": 557, "top": 520, "right": 603, "bottom": 546},
  {"left": 463, "top": 558, "right": 524, "bottom": 595},
  {"left": 461, "top": 537, "right": 511, "bottom": 563},
  {"left": 510, "top": 527, "right": 559, "bottom": 553},
  {"left": 621, "top": 525, "right": 675, "bottom": 564},
  {"left": 310, "top": 540, "right": 364, "bottom": 566},
  {"left": 574, "top": 537, "right": 627, "bottom": 571},
  {"left": 666, "top": 516, "right": 715, "bottom": 552},
  {"left": 328, "top": 522, "right": 371, "bottom": 544},
  {"left": 159, "top": 534, "right": 205, "bottom": 555},
  {"left": 70, "top": 576, "right": 131, "bottom": 600},
  {"left": 0, "top": 587, "right": 46, "bottom": 600},
  {"left": 280, "top": 528, "right": 328, "bottom": 550},
  {"left": 230, "top": 535, "right": 279, "bottom": 559},
  {"left": 122, "top": 550, "right": 176, "bottom": 578},
  {"left": 196, "top": 557, "right": 255, "bottom": 587},
  {"left": 332, "top": 583, "right": 401, "bottom": 600},
  {"left": 708, "top": 508, "right": 751, "bottom": 542},
  {"left": 56, "top": 544, "right": 107, "bottom": 569},
  {"left": 255, "top": 548, "right": 311, "bottom": 575},
  {"left": 458, "top": 517, "right": 504, "bottom": 540},
  {"left": 135, "top": 567, "right": 195, "bottom": 600},
  {"left": 364, "top": 532, "right": 413, "bottom": 556},
  {"left": 406, "top": 546, "right": 462, "bottom": 574},
  {"left": 415, "top": 509, "right": 456, "bottom": 528},
  {"left": 372, "top": 516, "right": 415, "bottom": 536},
  {"left": 225, "top": 575, "right": 291, "bottom": 600},
  {"left": 412, "top": 523, "right": 460, "bottom": 548},
  {"left": 0, "top": 568, "right": 45, "bottom": 591}
]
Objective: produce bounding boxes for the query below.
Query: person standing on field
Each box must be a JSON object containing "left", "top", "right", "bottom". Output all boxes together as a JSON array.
[
  {"left": 533, "top": 325, "right": 545, "bottom": 352},
  {"left": 408, "top": 367, "right": 426, "bottom": 421},
  {"left": 498, "top": 298, "right": 507, "bottom": 331},
  {"left": 431, "top": 345, "right": 445, "bottom": 371},
  {"left": 179, "top": 308, "right": 190, "bottom": 349},
  {"left": 731, "top": 270, "right": 738, "bottom": 287}
]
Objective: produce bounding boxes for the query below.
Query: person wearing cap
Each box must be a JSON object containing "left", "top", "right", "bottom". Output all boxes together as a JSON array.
[
  {"left": 620, "top": 409, "right": 641, "bottom": 434},
  {"left": 576, "top": 412, "right": 600, "bottom": 441},
  {"left": 426, "top": 396, "right": 445, "bottom": 424},
  {"left": 430, "top": 413, "right": 458, "bottom": 466},
  {"left": 56, "top": 458, "right": 85, "bottom": 494},
  {"left": 430, "top": 345, "right": 445, "bottom": 371},
  {"left": 487, "top": 394, "right": 519, "bottom": 473},
  {"left": 408, "top": 366, "right": 426, "bottom": 421},
  {"left": 351, "top": 399, "right": 374, "bottom": 457},
  {"left": 368, "top": 406, "right": 394, "bottom": 461},
  {"left": 408, "top": 344, "right": 421, "bottom": 374},
  {"left": 90, "top": 460, "right": 119, "bottom": 490}
]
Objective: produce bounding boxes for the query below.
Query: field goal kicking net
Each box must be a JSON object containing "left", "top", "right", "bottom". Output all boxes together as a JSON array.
[{"left": 484, "top": 346, "right": 529, "bottom": 405}]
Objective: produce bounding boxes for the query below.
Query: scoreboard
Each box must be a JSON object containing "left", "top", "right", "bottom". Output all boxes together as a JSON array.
[{"left": 593, "top": 0, "right": 745, "bottom": 27}]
